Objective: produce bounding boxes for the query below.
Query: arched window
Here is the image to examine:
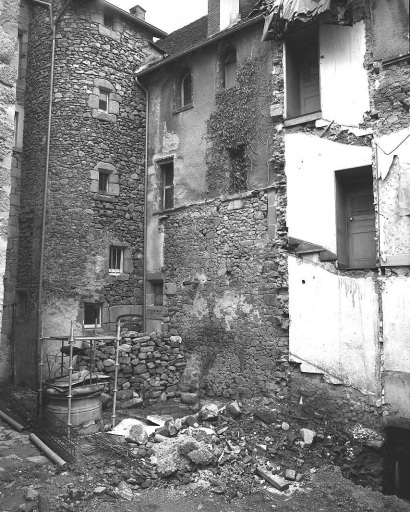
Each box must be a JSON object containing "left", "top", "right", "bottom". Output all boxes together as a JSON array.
[
  {"left": 224, "top": 50, "right": 237, "bottom": 89},
  {"left": 181, "top": 71, "right": 192, "bottom": 106}
]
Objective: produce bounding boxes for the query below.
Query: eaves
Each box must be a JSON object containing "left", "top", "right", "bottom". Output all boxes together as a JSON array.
[{"left": 136, "top": 14, "right": 265, "bottom": 78}]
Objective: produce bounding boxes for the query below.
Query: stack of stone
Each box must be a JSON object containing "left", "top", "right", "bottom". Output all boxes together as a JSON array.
[{"left": 77, "top": 332, "right": 186, "bottom": 404}]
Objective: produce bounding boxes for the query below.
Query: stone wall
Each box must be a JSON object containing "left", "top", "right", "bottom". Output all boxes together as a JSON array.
[
  {"left": 77, "top": 331, "right": 186, "bottom": 404},
  {"left": 0, "top": 0, "right": 19, "bottom": 380},
  {"left": 13, "top": 0, "right": 157, "bottom": 385},
  {"left": 160, "top": 187, "right": 289, "bottom": 398}
]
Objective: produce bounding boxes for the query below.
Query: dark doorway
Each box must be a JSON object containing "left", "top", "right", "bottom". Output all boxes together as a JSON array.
[{"left": 383, "top": 427, "right": 410, "bottom": 500}]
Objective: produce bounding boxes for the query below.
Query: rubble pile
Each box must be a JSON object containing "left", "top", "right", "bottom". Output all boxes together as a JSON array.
[
  {"left": 55, "top": 397, "right": 385, "bottom": 507},
  {"left": 77, "top": 332, "right": 186, "bottom": 404}
]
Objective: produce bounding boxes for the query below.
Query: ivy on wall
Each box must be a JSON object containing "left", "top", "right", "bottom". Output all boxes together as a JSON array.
[{"left": 206, "top": 58, "right": 272, "bottom": 195}]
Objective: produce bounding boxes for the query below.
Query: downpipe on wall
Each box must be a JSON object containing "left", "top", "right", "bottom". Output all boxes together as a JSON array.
[
  {"left": 30, "top": 0, "right": 71, "bottom": 405},
  {"left": 134, "top": 73, "right": 149, "bottom": 333}
]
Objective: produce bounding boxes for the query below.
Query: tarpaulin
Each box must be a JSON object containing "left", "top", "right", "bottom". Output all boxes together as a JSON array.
[{"left": 261, "top": 0, "right": 352, "bottom": 40}]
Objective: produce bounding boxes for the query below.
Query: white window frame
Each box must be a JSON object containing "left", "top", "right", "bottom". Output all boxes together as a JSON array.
[
  {"left": 109, "top": 246, "right": 124, "bottom": 275},
  {"left": 84, "top": 303, "right": 102, "bottom": 328}
]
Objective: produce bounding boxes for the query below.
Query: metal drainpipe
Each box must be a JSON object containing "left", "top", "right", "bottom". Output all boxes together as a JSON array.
[
  {"left": 31, "top": 0, "right": 71, "bottom": 402},
  {"left": 134, "top": 74, "right": 149, "bottom": 333}
]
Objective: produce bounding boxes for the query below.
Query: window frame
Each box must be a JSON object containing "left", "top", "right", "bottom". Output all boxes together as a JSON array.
[
  {"left": 98, "top": 171, "right": 109, "bottom": 194},
  {"left": 109, "top": 246, "right": 124, "bottom": 275},
  {"left": 223, "top": 50, "right": 237, "bottom": 89},
  {"left": 103, "top": 12, "right": 114, "bottom": 30},
  {"left": 84, "top": 303, "right": 102, "bottom": 329},
  {"left": 181, "top": 71, "right": 193, "bottom": 107},
  {"left": 160, "top": 160, "right": 174, "bottom": 210},
  {"left": 99, "top": 89, "right": 109, "bottom": 112},
  {"left": 284, "top": 25, "right": 321, "bottom": 122}
]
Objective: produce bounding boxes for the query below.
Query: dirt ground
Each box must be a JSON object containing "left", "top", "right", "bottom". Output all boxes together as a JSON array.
[{"left": 1, "top": 412, "right": 410, "bottom": 512}]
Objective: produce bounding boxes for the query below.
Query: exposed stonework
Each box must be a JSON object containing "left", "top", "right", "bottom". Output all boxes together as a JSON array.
[
  {"left": 0, "top": 0, "right": 19, "bottom": 380},
  {"left": 13, "top": 0, "right": 161, "bottom": 385},
  {"left": 77, "top": 331, "right": 186, "bottom": 403}
]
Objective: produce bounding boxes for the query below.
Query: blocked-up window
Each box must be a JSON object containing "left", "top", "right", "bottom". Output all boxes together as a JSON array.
[
  {"left": 285, "top": 26, "right": 320, "bottom": 119},
  {"left": 109, "top": 246, "right": 124, "bottom": 274},
  {"left": 161, "top": 161, "right": 174, "bottom": 209},
  {"left": 335, "top": 166, "right": 376, "bottom": 269},
  {"left": 84, "top": 303, "right": 102, "bottom": 328}
]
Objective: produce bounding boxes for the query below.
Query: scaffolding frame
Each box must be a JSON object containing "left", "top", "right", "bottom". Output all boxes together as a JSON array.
[{"left": 39, "top": 320, "right": 122, "bottom": 432}]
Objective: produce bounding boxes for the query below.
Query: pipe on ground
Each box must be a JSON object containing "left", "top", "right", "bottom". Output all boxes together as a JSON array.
[
  {"left": 0, "top": 410, "right": 25, "bottom": 432},
  {"left": 29, "top": 433, "right": 67, "bottom": 468}
]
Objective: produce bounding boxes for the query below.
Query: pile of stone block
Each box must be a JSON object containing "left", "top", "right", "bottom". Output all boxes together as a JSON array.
[{"left": 77, "top": 332, "right": 186, "bottom": 405}]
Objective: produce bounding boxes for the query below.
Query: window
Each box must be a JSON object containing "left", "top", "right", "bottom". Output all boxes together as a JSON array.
[
  {"left": 98, "top": 172, "right": 109, "bottom": 193},
  {"left": 161, "top": 161, "right": 174, "bottom": 209},
  {"left": 181, "top": 72, "right": 192, "bottom": 107},
  {"left": 17, "top": 32, "right": 23, "bottom": 79},
  {"left": 229, "top": 145, "right": 247, "bottom": 193},
  {"left": 14, "top": 112, "right": 19, "bottom": 147},
  {"left": 285, "top": 26, "right": 320, "bottom": 119},
  {"left": 335, "top": 166, "right": 376, "bottom": 269},
  {"left": 84, "top": 303, "right": 102, "bottom": 328},
  {"left": 103, "top": 12, "right": 114, "bottom": 29},
  {"left": 99, "top": 90, "right": 109, "bottom": 112},
  {"left": 109, "top": 246, "right": 124, "bottom": 274},
  {"left": 148, "top": 281, "right": 163, "bottom": 306},
  {"left": 224, "top": 50, "right": 237, "bottom": 89}
]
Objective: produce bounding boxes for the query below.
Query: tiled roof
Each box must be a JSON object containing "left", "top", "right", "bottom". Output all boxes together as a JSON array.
[
  {"left": 155, "top": 1, "right": 260, "bottom": 58},
  {"left": 155, "top": 16, "right": 208, "bottom": 57}
]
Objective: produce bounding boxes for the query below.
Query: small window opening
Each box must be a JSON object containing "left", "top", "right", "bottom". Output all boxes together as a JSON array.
[
  {"left": 16, "top": 291, "right": 27, "bottom": 319},
  {"left": 84, "top": 303, "right": 102, "bottom": 328},
  {"left": 17, "top": 32, "right": 23, "bottom": 80},
  {"left": 109, "top": 246, "right": 124, "bottom": 274},
  {"left": 285, "top": 26, "right": 320, "bottom": 118},
  {"left": 99, "top": 90, "right": 109, "bottom": 112},
  {"left": 99, "top": 172, "right": 109, "bottom": 193},
  {"left": 14, "top": 112, "right": 19, "bottom": 147},
  {"left": 224, "top": 50, "right": 237, "bottom": 89},
  {"left": 161, "top": 161, "right": 174, "bottom": 209},
  {"left": 103, "top": 12, "right": 114, "bottom": 29},
  {"left": 181, "top": 72, "right": 192, "bottom": 106}
]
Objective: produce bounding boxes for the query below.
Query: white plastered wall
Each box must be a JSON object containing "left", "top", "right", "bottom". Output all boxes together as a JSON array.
[
  {"left": 285, "top": 133, "right": 372, "bottom": 251},
  {"left": 319, "top": 21, "right": 370, "bottom": 127},
  {"left": 289, "top": 256, "right": 379, "bottom": 392}
]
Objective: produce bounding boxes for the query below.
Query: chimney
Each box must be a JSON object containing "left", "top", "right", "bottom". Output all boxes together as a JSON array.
[
  {"left": 208, "top": 0, "right": 240, "bottom": 37},
  {"left": 129, "top": 5, "right": 146, "bottom": 20}
]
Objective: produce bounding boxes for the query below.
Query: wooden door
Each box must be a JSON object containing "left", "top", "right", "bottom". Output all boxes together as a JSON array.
[
  {"left": 300, "top": 42, "right": 320, "bottom": 114},
  {"left": 346, "top": 183, "right": 376, "bottom": 268}
]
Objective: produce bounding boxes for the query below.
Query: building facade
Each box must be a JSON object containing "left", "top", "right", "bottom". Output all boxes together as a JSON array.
[
  {"left": 139, "top": 0, "right": 410, "bottom": 428},
  {"left": 2, "top": 0, "right": 165, "bottom": 386}
]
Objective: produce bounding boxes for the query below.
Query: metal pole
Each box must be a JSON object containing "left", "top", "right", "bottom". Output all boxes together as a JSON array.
[
  {"left": 111, "top": 321, "right": 121, "bottom": 427},
  {"left": 38, "top": 327, "right": 44, "bottom": 413},
  {"left": 67, "top": 321, "right": 74, "bottom": 435}
]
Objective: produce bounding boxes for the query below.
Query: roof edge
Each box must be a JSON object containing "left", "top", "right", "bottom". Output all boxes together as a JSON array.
[
  {"left": 136, "top": 14, "right": 264, "bottom": 78},
  {"left": 98, "top": 0, "right": 168, "bottom": 38}
]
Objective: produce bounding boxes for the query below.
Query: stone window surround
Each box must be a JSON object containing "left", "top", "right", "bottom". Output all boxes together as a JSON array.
[
  {"left": 88, "top": 78, "right": 122, "bottom": 122},
  {"left": 13, "top": 104, "right": 24, "bottom": 150},
  {"left": 90, "top": 161, "right": 120, "bottom": 200},
  {"left": 173, "top": 67, "right": 194, "bottom": 114},
  {"left": 106, "top": 243, "right": 133, "bottom": 279},
  {"left": 90, "top": 10, "right": 124, "bottom": 42}
]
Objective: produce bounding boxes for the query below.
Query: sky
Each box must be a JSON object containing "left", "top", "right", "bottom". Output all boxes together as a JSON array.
[{"left": 106, "top": 0, "right": 208, "bottom": 34}]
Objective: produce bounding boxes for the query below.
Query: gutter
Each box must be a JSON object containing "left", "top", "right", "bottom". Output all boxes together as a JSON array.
[
  {"left": 137, "top": 15, "right": 264, "bottom": 78},
  {"left": 31, "top": 0, "right": 72, "bottom": 407},
  {"left": 134, "top": 74, "right": 149, "bottom": 333}
]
